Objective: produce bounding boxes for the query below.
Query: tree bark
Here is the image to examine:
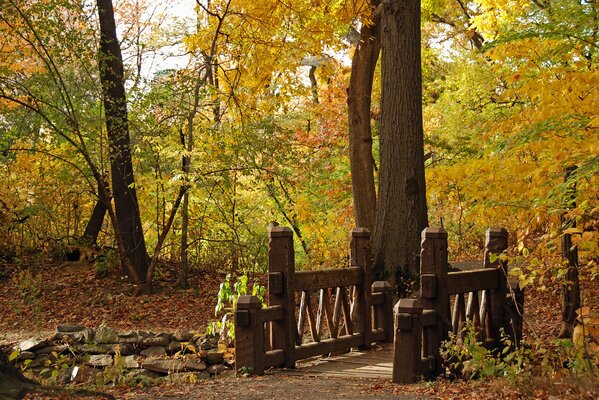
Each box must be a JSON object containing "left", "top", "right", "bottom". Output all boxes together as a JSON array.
[
  {"left": 558, "top": 166, "right": 580, "bottom": 338},
  {"left": 372, "top": 0, "right": 428, "bottom": 289},
  {"left": 96, "top": 0, "right": 149, "bottom": 282},
  {"left": 348, "top": 1, "right": 381, "bottom": 233},
  {"left": 0, "top": 351, "right": 37, "bottom": 400}
]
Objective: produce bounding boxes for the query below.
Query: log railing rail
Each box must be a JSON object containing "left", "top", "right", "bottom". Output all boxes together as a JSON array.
[
  {"left": 393, "top": 227, "right": 525, "bottom": 383},
  {"left": 235, "top": 227, "right": 394, "bottom": 375}
]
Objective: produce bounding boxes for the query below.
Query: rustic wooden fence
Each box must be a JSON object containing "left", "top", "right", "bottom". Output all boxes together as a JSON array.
[
  {"left": 393, "top": 227, "right": 525, "bottom": 383},
  {"left": 234, "top": 227, "right": 394, "bottom": 375}
]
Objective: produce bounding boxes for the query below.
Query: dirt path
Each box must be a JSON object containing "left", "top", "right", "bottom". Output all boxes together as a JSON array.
[{"left": 111, "top": 375, "right": 432, "bottom": 400}]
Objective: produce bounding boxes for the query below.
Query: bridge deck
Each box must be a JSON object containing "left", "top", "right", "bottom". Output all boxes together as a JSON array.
[{"left": 273, "top": 343, "right": 394, "bottom": 379}]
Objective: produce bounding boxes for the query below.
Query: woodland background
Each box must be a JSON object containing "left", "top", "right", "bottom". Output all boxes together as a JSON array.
[{"left": 0, "top": 0, "right": 598, "bottom": 395}]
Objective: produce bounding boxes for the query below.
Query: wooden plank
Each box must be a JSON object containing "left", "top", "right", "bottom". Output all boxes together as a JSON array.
[
  {"left": 316, "top": 289, "right": 325, "bottom": 338},
  {"left": 294, "top": 334, "right": 364, "bottom": 360},
  {"left": 331, "top": 287, "right": 342, "bottom": 338},
  {"left": 264, "top": 349, "right": 285, "bottom": 368},
  {"left": 447, "top": 268, "right": 499, "bottom": 295},
  {"left": 294, "top": 267, "right": 362, "bottom": 292},
  {"left": 262, "top": 305, "right": 284, "bottom": 322},
  {"left": 297, "top": 291, "right": 307, "bottom": 345},
  {"left": 341, "top": 287, "right": 353, "bottom": 336},
  {"left": 322, "top": 289, "right": 335, "bottom": 338},
  {"left": 370, "top": 292, "right": 384, "bottom": 305},
  {"left": 305, "top": 292, "right": 319, "bottom": 342}
]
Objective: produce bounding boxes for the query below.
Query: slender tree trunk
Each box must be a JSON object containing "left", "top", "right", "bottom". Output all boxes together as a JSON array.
[
  {"left": 348, "top": 1, "right": 381, "bottom": 233},
  {"left": 372, "top": 0, "right": 428, "bottom": 290},
  {"left": 96, "top": 0, "right": 149, "bottom": 282},
  {"left": 558, "top": 166, "right": 580, "bottom": 338}
]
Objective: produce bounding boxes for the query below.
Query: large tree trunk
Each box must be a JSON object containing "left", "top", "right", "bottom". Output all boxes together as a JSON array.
[
  {"left": 348, "top": 1, "right": 381, "bottom": 233},
  {"left": 0, "top": 351, "right": 36, "bottom": 400},
  {"left": 372, "top": 0, "right": 428, "bottom": 290},
  {"left": 97, "top": 0, "right": 149, "bottom": 282}
]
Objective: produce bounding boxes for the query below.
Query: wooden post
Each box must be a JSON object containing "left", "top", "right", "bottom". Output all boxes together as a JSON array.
[
  {"left": 268, "top": 226, "right": 296, "bottom": 368},
  {"left": 419, "top": 227, "right": 449, "bottom": 374},
  {"left": 559, "top": 166, "right": 580, "bottom": 338},
  {"left": 351, "top": 227, "right": 372, "bottom": 348},
  {"left": 484, "top": 227, "right": 509, "bottom": 343},
  {"left": 393, "top": 298, "right": 423, "bottom": 384},
  {"left": 372, "top": 281, "right": 394, "bottom": 342},
  {"left": 235, "top": 295, "right": 264, "bottom": 375}
]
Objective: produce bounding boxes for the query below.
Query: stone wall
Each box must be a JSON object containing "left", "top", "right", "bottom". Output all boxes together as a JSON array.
[{"left": 11, "top": 325, "right": 232, "bottom": 385}]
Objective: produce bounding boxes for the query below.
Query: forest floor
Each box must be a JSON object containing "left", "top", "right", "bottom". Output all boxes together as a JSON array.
[{"left": 1, "top": 258, "right": 598, "bottom": 399}]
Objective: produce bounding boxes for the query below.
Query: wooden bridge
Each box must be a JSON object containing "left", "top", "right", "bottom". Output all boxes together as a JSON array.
[{"left": 234, "top": 227, "right": 524, "bottom": 383}]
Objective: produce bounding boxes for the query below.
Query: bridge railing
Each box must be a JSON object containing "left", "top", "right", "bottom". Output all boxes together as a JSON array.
[
  {"left": 235, "top": 227, "right": 394, "bottom": 375},
  {"left": 393, "top": 227, "right": 525, "bottom": 383}
]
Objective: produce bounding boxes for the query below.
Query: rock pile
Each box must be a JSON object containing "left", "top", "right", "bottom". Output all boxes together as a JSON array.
[{"left": 11, "top": 324, "right": 233, "bottom": 385}]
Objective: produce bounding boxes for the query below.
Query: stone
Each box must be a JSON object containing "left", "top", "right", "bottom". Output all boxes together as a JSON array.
[
  {"left": 121, "top": 355, "right": 139, "bottom": 369},
  {"left": 140, "top": 333, "right": 172, "bottom": 347},
  {"left": 76, "top": 343, "right": 111, "bottom": 354},
  {"left": 167, "top": 340, "right": 182, "bottom": 353},
  {"left": 57, "top": 324, "right": 86, "bottom": 333},
  {"left": 126, "top": 368, "right": 162, "bottom": 380},
  {"left": 54, "top": 328, "right": 95, "bottom": 344},
  {"left": 86, "top": 354, "right": 113, "bottom": 367},
  {"left": 204, "top": 350, "right": 224, "bottom": 365},
  {"left": 183, "top": 359, "right": 206, "bottom": 372},
  {"left": 207, "top": 364, "right": 229, "bottom": 375},
  {"left": 139, "top": 346, "right": 166, "bottom": 357},
  {"left": 110, "top": 343, "right": 135, "bottom": 356},
  {"left": 70, "top": 365, "right": 98, "bottom": 383},
  {"left": 95, "top": 325, "right": 118, "bottom": 344},
  {"left": 17, "top": 338, "right": 47, "bottom": 352},
  {"left": 198, "top": 338, "right": 216, "bottom": 351},
  {"left": 142, "top": 358, "right": 184, "bottom": 374},
  {"left": 18, "top": 351, "right": 36, "bottom": 361},
  {"left": 36, "top": 345, "right": 68, "bottom": 355},
  {"left": 173, "top": 330, "right": 194, "bottom": 342},
  {"left": 117, "top": 331, "right": 140, "bottom": 344}
]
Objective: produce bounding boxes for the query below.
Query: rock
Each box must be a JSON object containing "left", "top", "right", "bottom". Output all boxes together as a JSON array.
[
  {"left": 86, "top": 354, "right": 113, "bottom": 367},
  {"left": 198, "top": 338, "right": 216, "bottom": 351},
  {"left": 173, "top": 330, "right": 194, "bottom": 342},
  {"left": 36, "top": 345, "right": 69, "bottom": 355},
  {"left": 121, "top": 355, "right": 139, "bottom": 369},
  {"left": 117, "top": 331, "right": 140, "bottom": 344},
  {"left": 18, "top": 351, "right": 36, "bottom": 361},
  {"left": 142, "top": 358, "right": 184, "bottom": 374},
  {"left": 17, "top": 338, "right": 47, "bottom": 352},
  {"left": 126, "top": 368, "right": 162, "bottom": 380},
  {"left": 54, "top": 328, "right": 94, "bottom": 344},
  {"left": 167, "top": 340, "right": 182, "bottom": 353},
  {"left": 205, "top": 350, "right": 224, "bottom": 365},
  {"left": 167, "top": 371, "right": 209, "bottom": 383},
  {"left": 183, "top": 359, "right": 206, "bottom": 371},
  {"left": 95, "top": 325, "right": 118, "bottom": 344},
  {"left": 140, "top": 346, "right": 166, "bottom": 357},
  {"left": 140, "top": 333, "right": 172, "bottom": 347},
  {"left": 76, "top": 343, "right": 112, "bottom": 354},
  {"left": 110, "top": 343, "right": 135, "bottom": 356},
  {"left": 57, "top": 324, "right": 86, "bottom": 333},
  {"left": 207, "top": 364, "right": 229, "bottom": 375},
  {"left": 70, "top": 365, "right": 98, "bottom": 383}
]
